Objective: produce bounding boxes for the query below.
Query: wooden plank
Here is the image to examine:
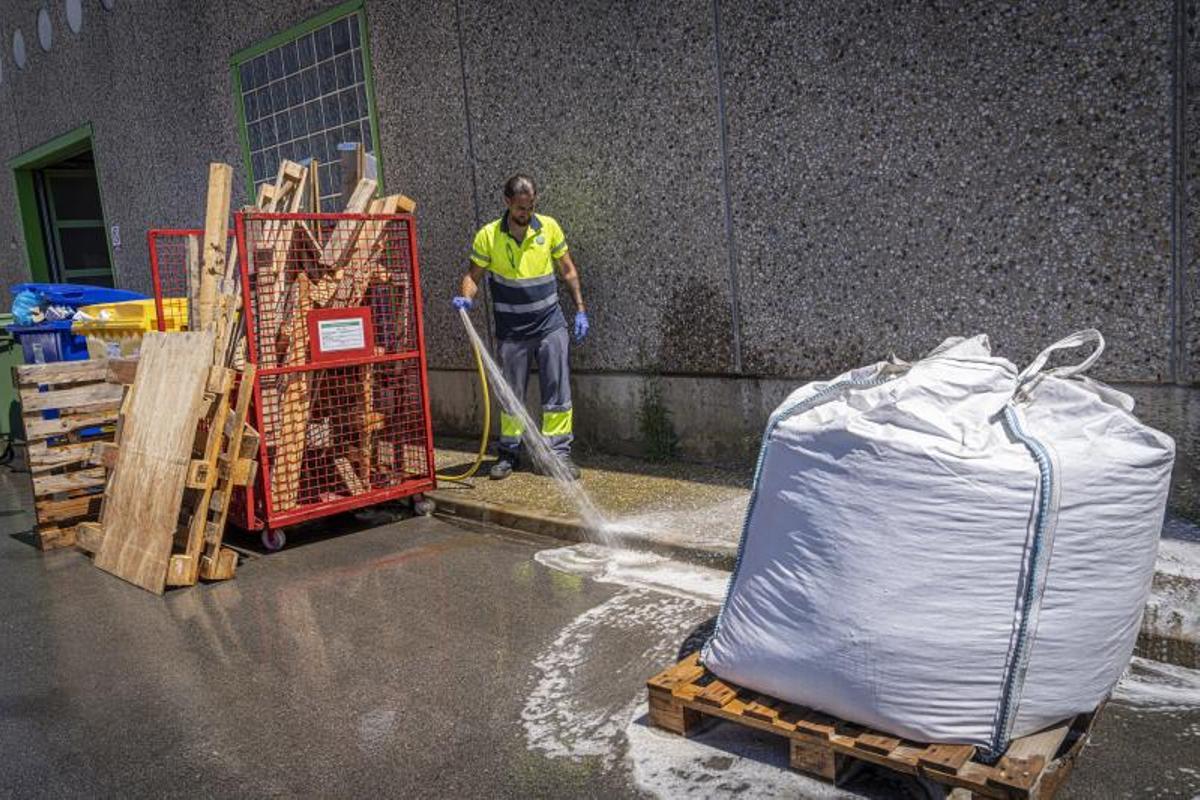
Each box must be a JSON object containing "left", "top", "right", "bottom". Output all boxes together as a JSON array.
[
  {"left": 36, "top": 526, "right": 77, "bottom": 551},
  {"left": 199, "top": 546, "right": 237, "bottom": 581},
  {"left": 18, "top": 382, "right": 124, "bottom": 413},
  {"left": 91, "top": 441, "right": 119, "bottom": 470},
  {"left": 335, "top": 456, "right": 367, "bottom": 495},
  {"left": 23, "top": 409, "right": 118, "bottom": 442},
  {"left": 790, "top": 736, "right": 846, "bottom": 782},
  {"left": 14, "top": 359, "right": 108, "bottom": 387},
  {"left": 338, "top": 142, "right": 365, "bottom": 206},
  {"left": 165, "top": 555, "right": 193, "bottom": 587},
  {"left": 742, "top": 695, "right": 782, "bottom": 723},
  {"left": 106, "top": 358, "right": 139, "bottom": 385},
  {"left": 853, "top": 732, "right": 903, "bottom": 756},
  {"left": 75, "top": 521, "right": 105, "bottom": 554},
  {"left": 270, "top": 277, "right": 311, "bottom": 511},
  {"left": 185, "top": 234, "right": 201, "bottom": 328},
  {"left": 917, "top": 744, "right": 977, "bottom": 775},
  {"left": 317, "top": 178, "right": 377, "bottom": 268},
  {"left": 198, "top": 363, "right": 258, "bottom": 571},
  {"left": 36, "top": 492, "right": 103, "bottom": 523},
  {"left": 358, "top": 362, "right": 375, "bottom": 490},
  {"left": 305, "top": 158, "right": 321, "bottom": 213},
  {"left": 695, "top": 679, "right": 739, "bottom": 709},
  {"left": 986, "top": 720, "right": 1073, "bottom": 795},
  {"left": 186, "top": 460, "right": 214, "bottom": 489},
  {"left": 31, "top": 468, "right": 107, "bottom": 496},
  {"left": 313, "top": 195, "right": 401, "bottom": 309},
  {"left": 93, "top": 331, "right": 216, "bottom": 595},
  {"left": 27, "top": 441, "right": 99, "bottom": 473},
  {"left": 199, "top": 163, "right": 234, "bottom": 332},
  {"left": 207, "top": 365, "right": 235, "bottom": 395},
  {"left": 240, "top": 424, "right": 260, "bottom": 459},
  {"left": 178, "top": 372, "right": 234, "bottom": 585}
]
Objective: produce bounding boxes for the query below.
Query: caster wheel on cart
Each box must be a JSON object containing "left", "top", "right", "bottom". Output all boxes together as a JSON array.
[
  {"left": 413, "top": 496, "right": 436, "bottom": 517},
  {"left": 261, "top": 528, "right": 287, "bottom": 551}
]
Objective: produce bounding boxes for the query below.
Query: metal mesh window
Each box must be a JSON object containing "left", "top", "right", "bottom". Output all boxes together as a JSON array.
[{"left": 236, "top": 12, "right": 374, "bottom": 209}]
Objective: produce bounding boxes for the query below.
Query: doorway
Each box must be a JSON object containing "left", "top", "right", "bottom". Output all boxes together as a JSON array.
[{"left": 11, "top": 124, "right": 115, "bottom": 287}]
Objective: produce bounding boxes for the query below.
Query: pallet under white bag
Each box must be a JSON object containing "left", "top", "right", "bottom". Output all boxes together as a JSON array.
[{"left": 701, "top": 330, "right": 1174, "bottom": 758}]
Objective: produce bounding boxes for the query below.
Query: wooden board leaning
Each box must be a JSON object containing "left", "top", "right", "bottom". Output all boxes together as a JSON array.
[{"left": 93, "top": 331, "right": 216, "bottom": 594}]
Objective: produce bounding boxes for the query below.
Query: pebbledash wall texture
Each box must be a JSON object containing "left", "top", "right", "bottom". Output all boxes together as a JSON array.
[{"left": 0, "top": 1, "right": 1198, "bottom": 508}]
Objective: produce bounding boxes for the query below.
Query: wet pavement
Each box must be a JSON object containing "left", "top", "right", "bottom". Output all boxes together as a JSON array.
[
  {"left": 433, "top": 439, "right": 750, "bottom": 526},
  {"left": 1, "top": 467, "right": 1199, "bottom": 797}
]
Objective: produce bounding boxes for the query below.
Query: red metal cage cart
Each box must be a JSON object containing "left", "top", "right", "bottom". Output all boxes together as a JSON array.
[{"left": 147, "top": 210, "right": 437, "bottom": 549}]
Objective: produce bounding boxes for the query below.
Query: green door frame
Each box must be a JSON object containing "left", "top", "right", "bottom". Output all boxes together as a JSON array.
[
  {"left": 8, "top": 123, "right": 116, "bottom": 284},
  {"left": 43, "top": 168, "right": 113, "bottom": 285}
]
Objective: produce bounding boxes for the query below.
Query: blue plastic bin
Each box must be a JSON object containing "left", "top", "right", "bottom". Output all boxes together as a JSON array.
[
  {"left": 6, "top": 320, "right": 90, "bottom": 364},
  {"left": 10, "top": 283, "right": 146, "bottom": 308}
]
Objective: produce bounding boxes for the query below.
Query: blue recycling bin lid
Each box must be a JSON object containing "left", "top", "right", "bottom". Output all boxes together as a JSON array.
[
  {"left": 5, "top": 319, "right": 75, "bottom": 333},
  {"left": 10, "top": 282, "right": 147, "bottom": 307}
]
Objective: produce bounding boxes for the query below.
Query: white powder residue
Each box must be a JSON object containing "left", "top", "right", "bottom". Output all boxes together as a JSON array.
[
  {"left": 1112, "top": 657, "right": 1200, "bottom": 711},
  {"left": 1156, "top": 538, "right": 1200, "bottom": 582},
  {"left": 624, "top": 702, "right": 851, "bottom": 799},
  {"left": 534, "top": 544, "right": 730, "bottom": 605},
  {"left": 521, "top": 590, "right": 709, "bottom": 764}
]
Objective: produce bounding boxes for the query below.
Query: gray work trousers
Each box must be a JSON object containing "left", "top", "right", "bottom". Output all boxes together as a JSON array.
[{"left": 497, "top": 326, "right": 573, "bottom": 461}]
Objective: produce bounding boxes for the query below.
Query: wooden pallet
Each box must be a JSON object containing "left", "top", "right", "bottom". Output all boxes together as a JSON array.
[
  {"left": 80, "top": 356, "right": 257, "bottom": 590},
  {"left": 647, "top": 653, "right": 1100, "bottom": 799},
  {"left": 13, "top": 360, "right": 123, "bottom": 550}
]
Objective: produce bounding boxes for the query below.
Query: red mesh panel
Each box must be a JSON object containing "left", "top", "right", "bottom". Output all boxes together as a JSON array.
[
  {"left": 147, "top": 229, "right": 202, "bottom": 332},
  {"left": 236, "top": 212, "right": 435, "bottom": 527}
]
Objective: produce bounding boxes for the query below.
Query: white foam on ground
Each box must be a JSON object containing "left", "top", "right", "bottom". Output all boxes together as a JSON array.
[
  {"left": 1156, "top": 538, "right": 1200, "bottom": 582},
  {"left": 1112, "top": 657, "right": 1200, "bottom": 711},
  {"left": 625, "top": 703, "right": 852, "bottom": 799},
  {"left": 521, "top": 590, "right": 709, "bottom": 764},
  {"left": 534, "top": 544, "right": 730, "bottom": 604}
]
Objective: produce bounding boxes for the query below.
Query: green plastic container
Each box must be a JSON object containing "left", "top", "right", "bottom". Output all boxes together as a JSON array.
[{"left": 0, "top": 313, "right": 26, "bottom": 439}]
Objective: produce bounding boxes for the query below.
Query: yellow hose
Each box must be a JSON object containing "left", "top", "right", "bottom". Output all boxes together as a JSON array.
[{"left": 435, "top": 326, "right": 490, "bottom": 482}]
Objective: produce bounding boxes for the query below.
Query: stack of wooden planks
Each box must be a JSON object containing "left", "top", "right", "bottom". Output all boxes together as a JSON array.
[
  {"left": 14, "top": 156, "right": 417, "bottom": 590},
  {"left": 73, "top": 162, "right": 265, "bottom": 593},
  {"left": 13, "top": 359, "right": 123, "bottom": 550}
]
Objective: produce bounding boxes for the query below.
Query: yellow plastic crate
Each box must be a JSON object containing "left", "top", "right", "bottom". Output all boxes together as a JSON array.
[{"left": 72, "top": 298, "right": 189, "bottom": 357}]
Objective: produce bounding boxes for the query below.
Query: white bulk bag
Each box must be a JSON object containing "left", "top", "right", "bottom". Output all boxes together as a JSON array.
[{"left": 701, "top": 331, "right": 1174, "bottom": 755}]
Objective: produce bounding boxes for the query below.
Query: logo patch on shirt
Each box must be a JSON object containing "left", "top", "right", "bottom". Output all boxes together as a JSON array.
[{"left": 536, "top": 236, "right": 545, "bottom": 245}]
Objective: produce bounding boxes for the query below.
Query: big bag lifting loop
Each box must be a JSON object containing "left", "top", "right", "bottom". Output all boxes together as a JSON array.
[{"left": 1014, "top": 329, "right": 1105, "bottom": 400}]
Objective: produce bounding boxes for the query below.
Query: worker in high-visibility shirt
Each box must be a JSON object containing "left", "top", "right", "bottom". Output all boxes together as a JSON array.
[{"left": 453, "top": 174, "right": 589, "bottom": 480}]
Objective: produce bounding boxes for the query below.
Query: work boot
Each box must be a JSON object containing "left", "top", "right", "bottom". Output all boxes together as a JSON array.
[{"left": 489, "top": 457, "right": 516, "bottom": 481}]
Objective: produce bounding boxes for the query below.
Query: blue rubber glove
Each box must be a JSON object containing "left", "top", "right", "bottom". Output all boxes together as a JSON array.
[
  {"left": 452, "top": 296, "right": 474, "bottom": 311},
  {"left": 574, "top": 311, "right": 589, "bottom": 343}
]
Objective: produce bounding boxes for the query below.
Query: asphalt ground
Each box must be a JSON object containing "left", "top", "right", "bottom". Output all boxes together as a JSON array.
[{"left": 0, "top": 469, "right": 1197, "bottom": 797}]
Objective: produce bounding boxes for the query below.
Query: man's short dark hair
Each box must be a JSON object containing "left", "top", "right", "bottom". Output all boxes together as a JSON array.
[{"left": 504, "top": 174, "right": 537, "bottom": 198}]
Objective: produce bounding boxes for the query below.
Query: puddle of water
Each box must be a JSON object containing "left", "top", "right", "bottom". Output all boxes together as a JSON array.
[
  {"left": 1112, "top": 657, "right": 1200, "bottom": 711},
  {"left": 534, "top": 544, "right": 730, "bottom": 604}
]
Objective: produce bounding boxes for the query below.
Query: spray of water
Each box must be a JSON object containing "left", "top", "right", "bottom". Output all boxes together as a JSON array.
[{"left": 458, "top": 309, "right": 612, "bottom": 542}]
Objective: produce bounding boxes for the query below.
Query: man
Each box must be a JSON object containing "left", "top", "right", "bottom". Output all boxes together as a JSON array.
[{"left": 452, "top": 174, "right": 589, "bottom": 480}]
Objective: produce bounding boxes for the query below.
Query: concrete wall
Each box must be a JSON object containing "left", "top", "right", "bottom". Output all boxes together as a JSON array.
[{"left": 0, "top": 1, "right": 1197, "bottom": 505}]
